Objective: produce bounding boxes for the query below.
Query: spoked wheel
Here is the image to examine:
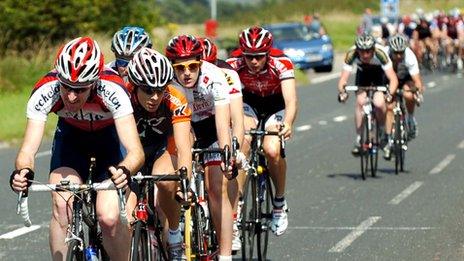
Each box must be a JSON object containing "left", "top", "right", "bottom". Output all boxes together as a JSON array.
[
  {"left": 369, "top": 118, "right": 379, "bottom": 177},
  {"left": 394, "top": 114, "right": 402, "bottom": 175},
  {"left": 360, "top": 116, "right": 369, "bottom": 180},
  {"left": 241, "top": 173, "right": 258, "bottom": 260},
  {"left": 256, "top": 174, "right": 273, "bottom": 260},
  {"left": 400, "top": 118, "right": 408, "bottom": 172},
  {"left": 130, "top": 221, "right": 152, "bottom": 261},
  {"left": 66, "top": 239, "right": 84, "bottom": 261}
]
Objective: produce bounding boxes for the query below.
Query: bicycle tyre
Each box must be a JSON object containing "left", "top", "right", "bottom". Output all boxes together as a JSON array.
[
  {"left": 256, "top": 174, "right": 273, "bottom": 260},
  {"left": 241, "top": 172, "right": 257, "bottom": 260},
  {"left": 360, "top": 115, "right": 369, "bottom": 180},
  {"left": 400, "top": 118, "right": 407, "bottom": 172},
  {"left": 66, "top": 239, "right": 84, "bottom": 261},
  {"left": 370, "top": 117, "right": 379, "bottom": 177},
  {"left": 130, "top": 221, "right": 151, "bottom": 261},
  {"left": 394, "top": 113, "right": 401, "bottom": 175}
]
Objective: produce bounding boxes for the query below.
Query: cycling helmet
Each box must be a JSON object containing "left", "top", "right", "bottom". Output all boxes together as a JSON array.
[
  {"left": 165, "top": 35, "right": 203, "bottom": 61},
  {"left": 355, "top": 33, "right": 375, "bottom": 50},
  {"left": 388, "top": 34, "right": 408, "bottom": 52},
  {"left": 127, "top": 48, "right": 173, "bottom": 90},
  {"left": 239, "top": 26, "right": 273, "bottom": 54},
  {"left": 111, "top": 26, "right": 152, "bottom": 57},
  {"left": 55, "top": 37, "right": 104, "bottom": 85},
  {"left": 199, "top": 37, "right": 217, "bottom": 63}
]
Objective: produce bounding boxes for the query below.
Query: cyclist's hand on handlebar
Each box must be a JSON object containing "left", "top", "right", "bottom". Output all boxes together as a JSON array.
[
  {"left": 278, "top": 122, "right": 292, "bottom": 140},
  {"left": 338, "top": 92, "right": 348, "bottom": 103},
  {"left": 9, "top": 168, "right": 33, "bottom": 193},
  {"left": 385, "top": 92, "right": 393, "bottom": 103},
  {"left": 108, "top": 166, "right": 129, "bottom": 190}
]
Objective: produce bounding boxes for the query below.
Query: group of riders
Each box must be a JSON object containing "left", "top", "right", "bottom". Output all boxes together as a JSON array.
[
  {"left": 9, "top": 25, "right": 296, "bottom": 261},
  {"left": 10, "top": 7, "right": 461, "bottom": 260}
]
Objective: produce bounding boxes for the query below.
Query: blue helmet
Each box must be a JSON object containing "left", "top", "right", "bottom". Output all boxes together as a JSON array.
[{"left": 111, "top": 26, "right": 152, "bottom": 58}]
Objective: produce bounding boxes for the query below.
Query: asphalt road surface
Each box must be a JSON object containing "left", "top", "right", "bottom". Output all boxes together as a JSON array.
[{"left": 1, "top": 68, "right": 464, "bottom": 260}]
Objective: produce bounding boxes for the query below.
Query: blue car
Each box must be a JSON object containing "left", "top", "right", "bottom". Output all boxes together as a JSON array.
[{"left": 263, "top": 22, "right": 334, "bottom": 72}]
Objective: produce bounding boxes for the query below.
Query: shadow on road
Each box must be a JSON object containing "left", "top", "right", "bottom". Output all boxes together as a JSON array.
[{"left": 326, "top": 173, "right": 384, "bottom": 180}]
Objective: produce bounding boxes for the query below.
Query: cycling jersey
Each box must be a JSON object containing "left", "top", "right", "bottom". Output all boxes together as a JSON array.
[
  {"left": 226, "top": 48, "right": 295, "bottom": 118},
  {"left": 386, "top": 46, "right": 419, "bottom": 82},
  {"left": 214, "top": 59, "right": 243, "bottom": 100},
  {"left": 175, "top": 60, "right": 230, "bottom": 148},
  {"left": 415, "top": 22, "right": 432, "bottom": 40},
  {"left": 27, "top": 68, "right": 133, "bottom": 132},
  {"left": 343, "top": 44, "right": 392, "bottom": 87},
  {"left": 129, "top": 82, "right": 191, "bottom": 147}
]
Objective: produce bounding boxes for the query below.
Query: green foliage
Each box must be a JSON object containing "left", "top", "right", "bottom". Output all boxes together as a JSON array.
[{"left": 0, "top": 0, "right": 162, "bottom": 53}]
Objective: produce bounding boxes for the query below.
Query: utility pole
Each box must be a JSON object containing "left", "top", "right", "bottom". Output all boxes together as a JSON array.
[{"left": 210, "top": 0, "right": 217, "bottom": 20}]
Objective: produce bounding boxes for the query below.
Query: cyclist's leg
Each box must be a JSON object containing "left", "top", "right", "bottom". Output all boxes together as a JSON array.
[
  {"left": 205, "top": 153, "right": 233, "bottom": 256},
  {"left": 355, "top": 91, "right": 368, "bottom": 135}
]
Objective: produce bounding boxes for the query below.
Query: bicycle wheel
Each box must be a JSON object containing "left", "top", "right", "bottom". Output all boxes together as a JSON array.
[
  {"left": 369, "top": 117, "right": 379, "bottom": 177},
  {"left": 183, "top": 208, "right": 193, "bottom": 261},
  {"left": 360, "top": 115, "right": 369, "bottom": 180},
  {"left": 394, "top": 113, "right": 401, "bottom": 175},
  {"left": 66, "top": 239, "right": 84, "bottom": 261},
  {"left": 241, "top": 172, "right": 257, "bottom": 260},
  {"left": 130, "top": 221, "right": 152, "bottom": 261},
  {"left": 256, "top": 174, "right": 273, "bottom": 260},
  {"left": 400, "top": 118, "right": 408, "bottom": 172}
]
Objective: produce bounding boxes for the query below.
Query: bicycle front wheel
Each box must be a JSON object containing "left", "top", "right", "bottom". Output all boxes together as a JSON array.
[
  {"left": 370, "top": 116, "right": 379, "bottom": 177},
  {"left": 130, "top": 221, "right": 152, "bottom": 261},
  {"left": 394, "top": 113, "right": 402, "bottom": 175},
  {"left": 360, "top": 115, "right": 369, "bottom": 180},
  {"left": 256, "top": 174, "right": 273, "bottom": 260},
  {"left": 66, "top": 239, "right": 84, "bottom": 261},
  {"left": 241, "top": 172, "right": 258, "bottom": 260}
]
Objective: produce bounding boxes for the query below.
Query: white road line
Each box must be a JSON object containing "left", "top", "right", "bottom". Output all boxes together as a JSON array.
[
  {"left": 311, "top": 73, "right": 339, "bottom": 84},
  {"left": 296, "top": 125, "right": 311, "bottom": 132},
  {"left": 427, "top": 81, "right": 436, "bottom": 88},
  {"left": 318, "top": 120, "right": 328, "bottom": 125},
  {"left": 328, "top": 216, "right": 381, "bottom": 253},
  {"left": 289, "top": 226, "right": 434, "bottom": 231},
  {"left": 333, "top": 115, "right": 347, "bottom": 122},
  {"left": 36, "top": 150, "right": 51, "bottom": 158},
  {"left": 441, "top": 75, "right": 450, "bottom": 80},
  {"left": 429, "top": 154, "right": 456, "bottom": 175},
  {"left": 0, "top": 225, "right": 41, "bottom": 239},
  {"left": 388, "top": 181, "right": 423, "bottom": 205},
  {"left": 457, "top": 140, "right": 464, "bottom": 149}
]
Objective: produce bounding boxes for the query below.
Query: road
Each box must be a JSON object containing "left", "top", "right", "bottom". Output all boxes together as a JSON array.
[{"left": 1, "top": 68, "right": 464, "bottom": 260}]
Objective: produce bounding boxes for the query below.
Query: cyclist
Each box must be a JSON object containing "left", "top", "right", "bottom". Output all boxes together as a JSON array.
[
  {"left": 125, "top": 47, "right": 192, "bottom": 260},
  {"left": 10, "top": 37, "right": 144, "bottom": 261},
  {"left": 412, "top": 18, "right": 438, "bottom": 67},
  {"left": 199, "top": 37, "right": 245, "bottom": 252},
  {"left": 226, "top": 26, "right": 298, "bottom": 236},
  {"left": 165, "top": 34, "right": 235, "bottom": 261},
  {"left": 338, "top": 33, "right": 398, "bottom": 160},
  {"left": 110, "top": 26, "right": 152, "bottom": 81},
  {"left": 387, "top": 34, "right": 424, "bottom": 140}
]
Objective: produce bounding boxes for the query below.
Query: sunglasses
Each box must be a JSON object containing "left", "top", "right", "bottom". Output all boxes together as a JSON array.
[
  {"left": 244, "top": 53, "right": 267, "bottom": 60},
  {"left": 172, "top": 61, "right": 201, "bottom": 72},
  {"left": 138, "top": 84, "right": 166, "bottom": 95},
  {"left": 60, "top": 82, "right": 93, "bottom": 94},
  {"left": 116, "top": 58, "right": 130, "bottom": 68}
]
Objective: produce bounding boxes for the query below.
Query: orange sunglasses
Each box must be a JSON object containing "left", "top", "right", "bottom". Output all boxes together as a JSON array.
[{"left": 172, "top": 60, "right": 202, "bottom": 72}]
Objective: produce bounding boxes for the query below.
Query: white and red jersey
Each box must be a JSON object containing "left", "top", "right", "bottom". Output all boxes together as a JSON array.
[
  {"left": 226, "top": 48, "right": 295, "bottom": 97},
  {"left": 26, "top": 68, "right": 133, "bottom": 131},
  {"left": 175, "top": 60, "right": 230, "bottom": 123},
  {"left": 214, "top": 59, "right": 243, "bottom": 100}
]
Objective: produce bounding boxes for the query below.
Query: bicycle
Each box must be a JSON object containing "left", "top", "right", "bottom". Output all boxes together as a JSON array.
[
  {"left": 345, "top": 85, "right": 388, "bottom": 180},
  {"left": 129, "top": 167, "right": 189, "bottom": 261},
  {"left": 16, "top": 157, "right": 127, "bottom": 261},
  {"left": 186, "top": 142, "right": 237, "bottom": 261},
  {"left": 239, "top": 118, "right": 285, "bottom": 261}
]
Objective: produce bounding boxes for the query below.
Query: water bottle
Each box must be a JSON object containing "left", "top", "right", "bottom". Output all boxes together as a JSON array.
[{"left": 84, "top": 245, "right": 98, "bottom": 261}]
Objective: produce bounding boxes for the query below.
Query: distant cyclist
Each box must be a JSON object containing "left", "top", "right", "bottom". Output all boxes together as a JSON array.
[
  {"left": 165, "top": 34, "right": 235, "bottom": 261},
  {"left": 227, "top": 26, "right": 298, "bottom": 236},
  {"left": 109, "top": 26, "right": 153, "bottom": 81},
  {"left": 125, "top": 47, "right": 192, "bottom": 260},
  {"left": 387, "top": 34, "right": 424, "bottom": 139},
  {"left": 10, "top": 37, "right": 144, "bottom": 261},
  {"left": 338, "top": 33, "right": 398, "bottom": 160}
]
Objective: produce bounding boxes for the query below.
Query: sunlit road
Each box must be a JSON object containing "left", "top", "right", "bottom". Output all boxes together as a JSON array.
[{"left": 2, "top": 68, "right": 464, "bottom": 260}]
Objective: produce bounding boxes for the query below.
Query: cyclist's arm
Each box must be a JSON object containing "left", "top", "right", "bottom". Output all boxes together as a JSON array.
[
  {"left": 338, "top": 69, "right": 351, "bottom": 92},
  {"left": 411, "top": 73, "right": 424, "bottom": 93},
  {"left": 114, "top": 114, "right": 144, "bottom": 174},
  {"left": 15, "top": 119, "right": 45, "bottom": 170},
  {"left": 384, "top": 67, "right": 398, "bottom": 96},
  {"left": 214, "top": 104, "right": 232, "bottom": 150},
  {"left": 281, "top": 78, "right": 298, "bottom": 134},
  {"left": 173, "top": 121, "right": 192, "bottom": 177},
  {"left": 230, "top": 96, "right": 245, "bottom": 147}
]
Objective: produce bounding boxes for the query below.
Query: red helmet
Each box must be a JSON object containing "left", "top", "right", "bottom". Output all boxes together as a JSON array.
[
  {"left": 239, "top": 26, "right": 273, "bottom": 54},
  {"left": 55, "top": 37, "right": 104, "bottom": 85},
  {"left": 165, "top": 35, "right": 203, "bottom": 61},
  {"left": 198, "top": 37, "right": 218, "bottom": 63}
]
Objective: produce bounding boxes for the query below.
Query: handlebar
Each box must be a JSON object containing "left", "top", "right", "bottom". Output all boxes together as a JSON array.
[
  {"left": 344, "top": 85, "right": 388, "bottom": 92},
  {"left": 245, "top": 129, "right": 286, "bottom": 158}
]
